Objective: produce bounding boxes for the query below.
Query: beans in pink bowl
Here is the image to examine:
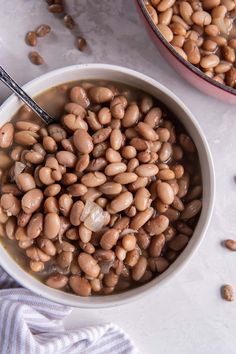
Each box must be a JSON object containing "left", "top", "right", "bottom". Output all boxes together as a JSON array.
[
  {"left": 144, "top": 0, "right": 236, "bottom": 88},
  {"left": 0, "top": 80, "right": 202, "bottom": 296}
]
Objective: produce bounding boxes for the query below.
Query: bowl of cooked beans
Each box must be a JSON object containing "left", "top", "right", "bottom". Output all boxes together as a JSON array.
[
  {"left": 136, "top": 0, "right": 236, "bottom": 104},
  {"left": 0, "top": 64, "right": 214, "bottom": 307}
]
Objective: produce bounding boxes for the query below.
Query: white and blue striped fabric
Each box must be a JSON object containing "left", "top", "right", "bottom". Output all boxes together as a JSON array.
[{"left": 0, "top": 267, "right": 137, "bottom": 354}]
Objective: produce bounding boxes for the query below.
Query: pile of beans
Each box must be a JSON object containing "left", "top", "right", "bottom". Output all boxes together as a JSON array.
[
  {"left": 144, "top": 0, "right": 236, "bottom": 88},
  {"left": 26, "top": 0, "right": 86, "bottom": 65},
  {"left": 0, "top": 81, "right": 202, "bottom": 296}
]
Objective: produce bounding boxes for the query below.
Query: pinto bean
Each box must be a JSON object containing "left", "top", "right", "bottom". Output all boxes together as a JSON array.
[
  {"left": 70, "top": 201, "right": 84, "bottom": 226},
  {"left": 39, "top": 167, "right": 54, "bottom": 185},
  {"left": 86, "top": 110, "right": 102, "bottom": 131},
  {"left": 70, "top": 86, "right": 90, "bottom": 108},
  {"left": 168, "top": 234, "right": 189, "bottom": 251},
  {"left": 21, "top": 189, "right": 43, "bottom": 214},
  {"left": 136, "top": 228, "right": 150, "bottom": 250},
  {"left": 30, "top": 261, "right": 44, "bottom": 272},
  {"left": 44, "top": 197, "right": 59, "bottom": 214},
  {"left": 44, "top": 184, "right": 61, "bottom": 197},
  {"left": 78, "top": 253, "right": 100, "bottom": 277},
  {"left": 0, "top": 123, "right": 14, "bottom": 148},
  {"left": 135, "top": 164, "right": 159, "bottom": 177},
  {"left": 132, "top": 256, "right": 147, "bottom": 281},
  {"left": 67, "top": 183, "right": 88, "bottom": 197},
  {"left": 44, "top": 213, "right": 60, "bottom": 239},
  {"left": 122, "top": 234, "right": 137, "bottom": 251},
  {"left": 25, "top": 151, "right": 44, "bottom": 164},
  {"left": 1, "top": 183, "right": 21, "bottom": 196},
  {"left": 46, "top": 274, "right": 68, "bottom": 289},
  {"left": 130, "top": 207, "right": 154, "bottom": 230},
  {"left": 109, "top": 128, "right": 123, "bottom": 151},
  {"left": 137, "top": 122, "right": 158, "bottom": 141},
  {"left": 98, "top": 107, "right": 111, "bottom": 125},
  {"left": 61, "top": 172, "right": 78, "bottom": 186},
  {"left": 105, "top": 162, "right": 127, "bottom": 176},
  {"left": 69, "top": 275, "right": 91, "bottom": 296},
  {"left": 57, "top": 251, "right": 73, "bottom": 268},
  {"left": 81, "top": 172, "right": 106, "bottom": 187},
  {"left": 56, "top": 151, "right": 77, "bottom": 168},
  {"left": 42, "top": 136, "right": 57, "bottom": 153},
  {"left": 37, "top": 237, "right": 56, "bottom": 256},
  {"left": 27, "top": 213, "right": 43, "bottom": 239},
  {"left": 17, "top": 210, "right": 32, "bottom": 227},
  {"left": 110, "top": 191, "right": 133, "bottom": 213},
  {"left": 73, "top": 129, "right": 93, "bottom": 154},
  {"left": 100, "top": 228, "right": 120, "bottom": 250},
  {"left": 79, "top": 223, "right": 92, "bottom": 243},
  {"left": 81, "top": 188, "right": 102, "bottom": 203},
  {"left": 134, "top": 187, "right": 151, "bottom": 211},
  {"left": 177, "top": 173, "right": 190, "bottom": 198},
  {"left": 145, "top": 215, "right": 169, "bottom": 235},
  {"left": 58, "top": 194, "right": 73, "bottom": 217},
  {"left": 122, "top": 104, "right": 139, "bottom": 128},
  {"left": 16, "top": 173, "right": 36, "bottom": 192},
  {"left": 114, "top": 172, "right": 138, "bottom": 184},
  {"left": 26, "top": 247, "right": 50, "bottom": 262},
  {"left": 89, "top": 86, "right": 113, "bottom": 103},
  {"left": 14, "top": 131, "right": 38, "bottom": 146},
  {"left": 180, "top": 199, "right": 202, "bottom": 219},
  {"left": 121, "top": 145, "right": 137, "bottom": 159},
  {"left": 99, "top": 182, "right": 122, "bottom": 195},
  {"left": 92, "top": 127, "right": 112, "bottom": 144},
  {"left": 149, "top": 234, "right": 165, "bottom": 257},
  {"left": 5, "top": 217, "right": 16, "bottom": 240},
  {"left": 0, "top": 151, "right": 12, "bottom": 170},
  {"left": 156, "top": 182, "right": 175, "bottom": 205},
  {"left": 75, "top": 154, "right": 90, "bottom": 173}
]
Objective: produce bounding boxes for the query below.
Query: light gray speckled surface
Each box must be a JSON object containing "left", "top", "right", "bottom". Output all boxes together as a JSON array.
[{"left": 1, "top": 1, "right": 236, "bottom": 354}]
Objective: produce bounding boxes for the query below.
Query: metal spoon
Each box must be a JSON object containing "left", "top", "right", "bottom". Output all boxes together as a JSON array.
[{"left": 0, "top": 65, "right": 55, "bottom": 125}]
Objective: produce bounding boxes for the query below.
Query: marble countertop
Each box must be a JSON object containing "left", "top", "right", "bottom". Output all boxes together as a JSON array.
[{"left": 1, "top": 1, "right": 236, "bottom": 353}]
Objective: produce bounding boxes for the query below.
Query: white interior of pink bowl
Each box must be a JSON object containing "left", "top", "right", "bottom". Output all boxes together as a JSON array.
[{"left": 0, "top": 64, "right": 215, "bottom": 308}]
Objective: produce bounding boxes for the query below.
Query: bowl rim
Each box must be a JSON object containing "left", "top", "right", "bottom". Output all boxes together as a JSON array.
[
  {"left": 136, "top": 0, "right": 236, "bottom": 96},
  {"left": 0, "top": 63, "right": 215, "bottom": 308}
]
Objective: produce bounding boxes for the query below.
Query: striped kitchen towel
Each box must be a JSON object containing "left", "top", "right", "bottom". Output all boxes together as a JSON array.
[{"left": 0, "top": 267, "right": 137, "bottom": 354}]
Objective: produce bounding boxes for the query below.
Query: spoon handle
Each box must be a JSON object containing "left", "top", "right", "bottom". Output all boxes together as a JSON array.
[{"left": 0, "top": 66, "right": 55, "bottom": 125}]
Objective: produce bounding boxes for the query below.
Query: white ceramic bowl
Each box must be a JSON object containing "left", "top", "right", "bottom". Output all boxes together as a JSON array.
[{"left": 0, "top": 64, "right": 215, "bottom": 308}]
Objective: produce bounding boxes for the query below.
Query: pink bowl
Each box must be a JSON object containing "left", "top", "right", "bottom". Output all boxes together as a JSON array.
[{"left": 136, "top": 0, "right": 236, "bottom": 104}]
